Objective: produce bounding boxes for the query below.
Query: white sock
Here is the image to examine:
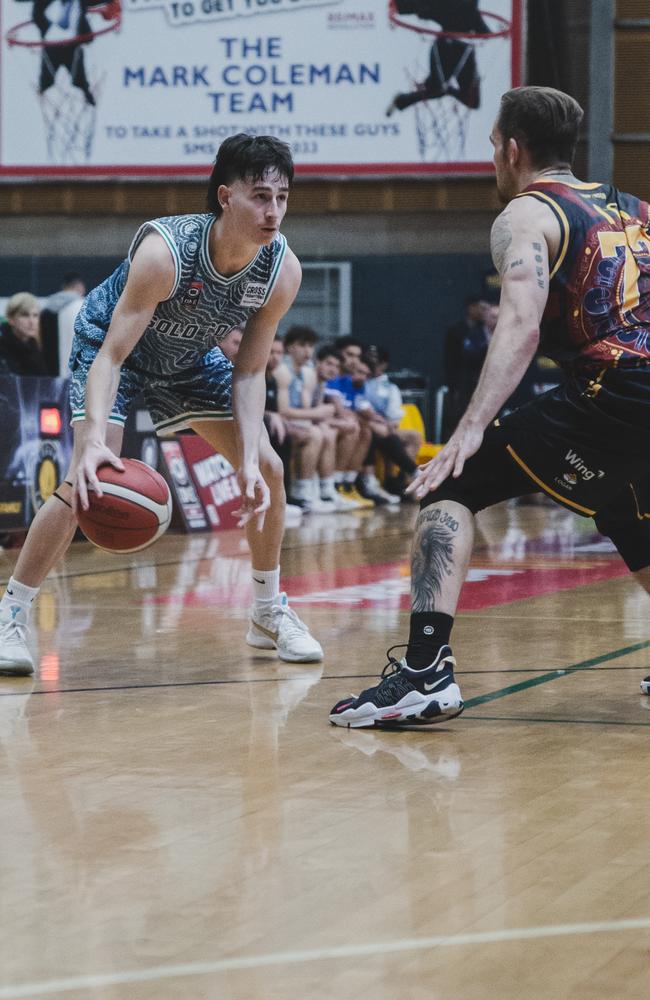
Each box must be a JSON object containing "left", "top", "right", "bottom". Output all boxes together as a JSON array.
[
  {"left": 1, "top": 577, "right": 40, "bottom": 624},
  {"left": 320, "top": 476, "right": 336, "bottom": 496},
  {"left": 293, "top": 479, "right": 312, "bottom": 501},
  {"left": 252, "top": 567, "right": 280, "bottom": 605},
  {"left": 344, "top": 471, "right": 357, "bottom": 484}
]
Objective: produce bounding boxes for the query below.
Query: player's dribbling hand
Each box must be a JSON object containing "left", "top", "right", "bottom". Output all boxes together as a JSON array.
[
  {"left": 74, "top": 442, "right": 125, "bottom": 513},
  {"left": 406, "top": 420, "right": 484, "bottom": 500},
  {"left": 235, "top": 464, "right": 270, "bottom": 531}
]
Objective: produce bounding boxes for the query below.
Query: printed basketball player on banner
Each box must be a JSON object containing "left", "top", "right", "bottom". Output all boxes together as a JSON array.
[
  {"left": 386, "top": 0, "right": 513, "bottom": 161},
  {"left": 5, "top": 0, "right": 121, "bottom": 164},
  {"left": 1, "top": 0, "right": 520, "bottom": 176}
]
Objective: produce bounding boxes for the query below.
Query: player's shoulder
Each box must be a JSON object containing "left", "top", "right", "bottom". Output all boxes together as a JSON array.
[{"left": 277, "top": 243, "right": 301, "bottom": 286}]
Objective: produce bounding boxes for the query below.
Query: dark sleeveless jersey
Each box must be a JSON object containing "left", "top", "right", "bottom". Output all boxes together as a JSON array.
[{"left": 516, "top": 179, "right": 650, "bottom": 373}]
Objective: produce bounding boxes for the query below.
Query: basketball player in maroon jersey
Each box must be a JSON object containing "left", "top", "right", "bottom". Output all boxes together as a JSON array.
[{"left": 331, "top": 85, "right": 650, "bottom": 727}]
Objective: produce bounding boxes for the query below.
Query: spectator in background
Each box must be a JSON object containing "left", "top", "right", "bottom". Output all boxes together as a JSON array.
[
  {"left": 333, "top": 335, "right": 364, "bottom": 373},
  {"left": 219, "top": 326, "right": 244, "bottom": 362},
  {"left": 41, "top": 272, "right": 87, "bottom": 376},
  {"left": 351, "top": 356, "right": 419, "bottom": 505},
  {"left": 45, "top": 272, "right": 87, "bottom": 313},
  {"left": 264, "top": 335, "right": 302, "bottom": 523},
  {"left": 274, "top": 325, "right": 340, "bottom": 512},
  {"left": 365, "top": 346, "right": 423, "bottom": 495},
  {"left": 0, "top": 293, "right": 48, "bottom": 376},
  {"left": 313, "top": 343, "right": 372, "bottom": 509},
  {"left": 444, "top": 295, "right": 491, "bottom": 434}
]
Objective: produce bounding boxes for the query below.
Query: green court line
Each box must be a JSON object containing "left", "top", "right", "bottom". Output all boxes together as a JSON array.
[
  {"left": 463, "top": 715, "right": 650, "bottom": 727},
  {"left": 464, "top": 639, "right": 650, "bottom": 710}
]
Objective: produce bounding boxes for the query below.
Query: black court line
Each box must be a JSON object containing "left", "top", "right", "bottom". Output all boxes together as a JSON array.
[{"left": 1, "top": 641, "right": 649, "bottom": 700}]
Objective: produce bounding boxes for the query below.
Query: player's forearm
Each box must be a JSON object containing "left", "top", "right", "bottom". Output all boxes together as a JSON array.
[
  {"left": 84, "top": 353, "right": 121, "bottom": 442},
  {"left": 232, "top": 369, "right": 266, "bottom": 466},
  {"left": 463, "top": 323, "right": 540, "bottom": 429}
]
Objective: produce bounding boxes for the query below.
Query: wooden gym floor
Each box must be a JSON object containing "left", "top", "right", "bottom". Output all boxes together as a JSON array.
[{"left": 1, "top": 499, "right": 649, "bottom": 999}]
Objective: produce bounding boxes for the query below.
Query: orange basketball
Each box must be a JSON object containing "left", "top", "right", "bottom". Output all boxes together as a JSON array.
[{"left": 77, "top": 459, "right": 173, "bottom": 553}]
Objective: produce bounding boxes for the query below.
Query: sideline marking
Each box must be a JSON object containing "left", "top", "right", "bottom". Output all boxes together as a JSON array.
[
  {"left": 464, "top": 639, "right": 650, "bottom": 710},
  {"left": 0, "top": 917, "right": 649, "bottom": 998},
  {"left": 0, "top": 643, "right": 648, "bottom": 701}
]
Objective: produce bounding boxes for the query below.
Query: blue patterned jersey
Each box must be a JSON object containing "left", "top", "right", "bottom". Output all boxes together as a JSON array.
[{"left": 74, "top": 213, "right": 288, "bottom": 375}]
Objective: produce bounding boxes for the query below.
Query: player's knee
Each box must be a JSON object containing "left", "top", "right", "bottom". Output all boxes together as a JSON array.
[
  {"left": 310, "top": 424, "right": 324, "bottom": 446},
  {"left": 261, "top": 447, "right": 284, "bottom": 488},
  {"left": 419, "top": 479, "right": 481, "bottom": 515}
]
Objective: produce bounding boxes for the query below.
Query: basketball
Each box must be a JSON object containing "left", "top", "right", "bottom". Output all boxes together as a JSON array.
[{"left": 77, "top": 459, "right": 173, "bottom": 553}]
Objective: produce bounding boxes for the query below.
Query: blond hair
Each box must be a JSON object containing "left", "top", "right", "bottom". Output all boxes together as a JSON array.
[{"left": 5, "top": 292, "right": 40, "bottom": 320}]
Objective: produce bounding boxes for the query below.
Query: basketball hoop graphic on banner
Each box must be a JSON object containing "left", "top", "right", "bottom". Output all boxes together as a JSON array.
[
  {"left": 6, "top": 0, "right": 121, "bottom": 164},
  {"left": 387, "top": 0, "right": 512, "bottom": 162},
  {"left": 1, "top": 0, "right": 521, "bottom": 178}
]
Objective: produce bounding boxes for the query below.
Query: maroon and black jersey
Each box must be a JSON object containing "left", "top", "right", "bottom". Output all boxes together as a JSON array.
[{"left": 517, "top": 179, "right": 650, "bottom": 373}]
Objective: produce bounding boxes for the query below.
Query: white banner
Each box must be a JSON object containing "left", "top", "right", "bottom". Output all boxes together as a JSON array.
[{"left": 0, "top": 0, "right": 522, "bottom": 178}]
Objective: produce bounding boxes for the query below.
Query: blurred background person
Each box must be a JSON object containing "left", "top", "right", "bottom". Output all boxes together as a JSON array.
[
  {"left": 313, "top": 343, "right": 371, "bottom": 510},
  {"left": 0, "top": 293, "right": 48, "bottom": 376},
  {"left": 275, "top": 325, "right": 338, "bottom": 513},
  {"left": 41, "top": 271, "right": 87, "bottom": 376},
  {"left": 443, "top": 295, "right": 491, "bottom": 435},
  {"left": 350, "top": 356, "right": 419, "bottom": 505},
  {"left": 365, "top": 346, "right": 423, "bottom": 496},
  {"left": 264, "top": 335, "right": 302, "bottom": 522},
  {"left": 44, "top": 272, "right": 87, "bottom": 313}
]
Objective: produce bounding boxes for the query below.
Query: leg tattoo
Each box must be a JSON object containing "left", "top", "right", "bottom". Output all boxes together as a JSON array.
[{"left": 411, "top": 506, "right": 460, "bottom": 612}]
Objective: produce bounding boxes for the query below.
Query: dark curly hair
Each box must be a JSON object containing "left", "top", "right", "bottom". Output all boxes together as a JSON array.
[{"left": 206, "top": 134, "right": 294, "bottom": 216}]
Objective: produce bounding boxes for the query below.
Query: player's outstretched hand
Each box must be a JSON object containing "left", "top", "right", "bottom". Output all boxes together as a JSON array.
[
  {"left": 235, "top": 463, "right": 270, "bottom": 531},
  {"left": 74, "top": 442, "right": 125, "bottom": 513},
  {"left": 406, "top": 419, "right": 484, "bottom": 500}
]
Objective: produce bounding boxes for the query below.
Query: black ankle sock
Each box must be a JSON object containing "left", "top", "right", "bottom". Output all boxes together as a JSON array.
[{"left": 406, "top": 612, "right": 454, "bottom": 669}]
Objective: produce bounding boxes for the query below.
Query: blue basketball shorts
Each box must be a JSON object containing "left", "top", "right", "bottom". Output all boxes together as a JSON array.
[{"left": 68, "top": 333, "right": 233, "bottom": 435}]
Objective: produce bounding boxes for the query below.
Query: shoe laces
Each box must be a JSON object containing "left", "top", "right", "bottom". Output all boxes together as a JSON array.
[
  {"left": 366, "top": 645, "right": 413, "bottom": 704},
  {"left": 274, "top": 602, "right": 309, "bottom": 641},
  {"left": 0, "top": 616, "right": 28, "bottom": 644},
  {"left": 381, "top": 644, "right": 407, "bottom": 677}
]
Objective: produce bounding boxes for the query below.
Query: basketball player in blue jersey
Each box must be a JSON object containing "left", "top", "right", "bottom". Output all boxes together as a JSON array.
[
  {"left": 0, "top": 134, "right": 323, "bottom": 675},
  {"left": 331, "top": 85, "right": 650, "bottom": 728}
]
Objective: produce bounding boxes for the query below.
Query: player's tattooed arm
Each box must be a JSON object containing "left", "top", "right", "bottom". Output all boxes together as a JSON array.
[
  {"left": 492, "top": 207, "right": 549, "bottom": 291},
  {"left": 491, "top": 209, "right": 513, "bottom": 275}
]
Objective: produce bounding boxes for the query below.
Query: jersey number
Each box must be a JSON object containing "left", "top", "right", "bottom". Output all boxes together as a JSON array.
[{"left": 597, "top": 225, "right": 650, "bottom": 317}]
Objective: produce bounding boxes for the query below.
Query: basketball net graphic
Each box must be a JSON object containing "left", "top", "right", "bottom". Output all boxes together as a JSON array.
[
  {"left": 387, "top": 1, "right": 511, "bottom": 162},
  {"left": 6, "top": 0, "right": 121, "bottom": 165}
]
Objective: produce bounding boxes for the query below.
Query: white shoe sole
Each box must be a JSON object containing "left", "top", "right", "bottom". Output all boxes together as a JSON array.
[
  {"left": 330, "top": 684, "right": 464, "bottom": 728},
  {"left": 246, "top": 627, "right": 324, "bottom": 663},
  {"left": 0, "top": 658, "right": 34, "bottom": 677}
]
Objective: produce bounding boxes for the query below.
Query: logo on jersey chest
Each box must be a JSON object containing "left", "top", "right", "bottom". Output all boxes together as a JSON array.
[
  {"left": 182, "top": 280, "right": 204, "bottom": 309},
  {"left": 239, "top": 282, "right": 267, "bottom": 307}
]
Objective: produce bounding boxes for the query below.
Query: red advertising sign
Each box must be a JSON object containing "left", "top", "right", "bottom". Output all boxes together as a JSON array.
[{"left": 176, "top": 435, "right": 242, "bottom": 531}]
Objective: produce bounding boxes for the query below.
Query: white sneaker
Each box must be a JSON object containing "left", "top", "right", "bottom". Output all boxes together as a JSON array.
[
  {"left": 0, "top": 614, "right": 35, "bottom": 675},
  {"left": 246, "top": 593, "right": 324, "bottom": 662},
  {"left": 323, "top": 487, "right": 360, "bottom": 511},
  {"left": 362, "top": 473, "right": 401, "bottom": 505},
  {"left": 311, "top": 496, "right": 337, "bottom": 514}
]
